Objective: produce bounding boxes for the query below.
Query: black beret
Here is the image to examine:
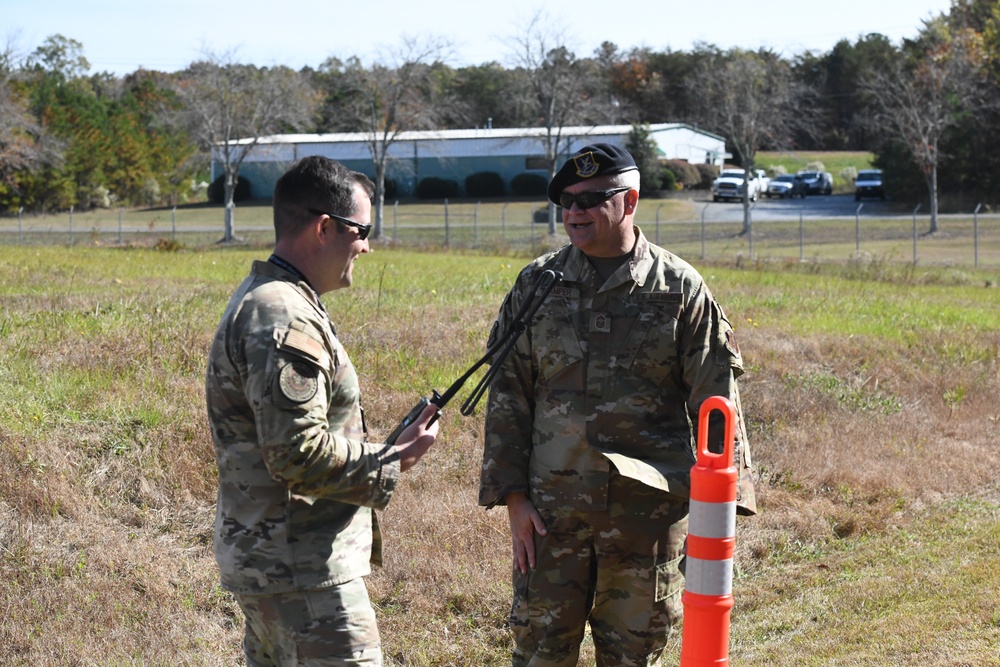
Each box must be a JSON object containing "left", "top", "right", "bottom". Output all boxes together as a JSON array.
[{"left": 547, "top": 143, "right": 638, "bottom": 204}]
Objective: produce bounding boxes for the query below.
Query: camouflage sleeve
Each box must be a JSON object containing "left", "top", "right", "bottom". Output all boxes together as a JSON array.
[
  {"left": 480, "top": 277, "right": 536, "bottom": 508},
  {"left": 248, "top": 319, "right": 399, "bottom": 509},
  {"left": 679, "top": 280, "right": 757, "bottom": 516}
]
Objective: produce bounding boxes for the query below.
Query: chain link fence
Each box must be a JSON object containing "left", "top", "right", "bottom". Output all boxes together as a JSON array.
[{"left": 2, "top": 200, "right": 997, "bottom": 269}]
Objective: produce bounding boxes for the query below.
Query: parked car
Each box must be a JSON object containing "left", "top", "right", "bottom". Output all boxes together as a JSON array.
[
  {"left": 711, "top": 169, "right": 762, "bottom": 202},
  {"left": 797, "top": 170, "right": 833, "bottom": 195},
  {"left": 854, "top": 169, "right": 885, "bottom": 201},
  {"left": 753, "top": 169, "right": 770, "bottom": 195},
  {"left": 766, "top": 174, "right": 807, "bottom": 199}
]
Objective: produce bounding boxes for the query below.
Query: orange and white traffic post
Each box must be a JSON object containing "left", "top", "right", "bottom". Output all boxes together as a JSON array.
[{"left": 680, "top": 395, "right": 738, "bottom": 667}]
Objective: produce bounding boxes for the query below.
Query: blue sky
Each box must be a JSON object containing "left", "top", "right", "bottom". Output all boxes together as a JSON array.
[{"left": 3, "top": 0, "right": 956, "bottom": 75}]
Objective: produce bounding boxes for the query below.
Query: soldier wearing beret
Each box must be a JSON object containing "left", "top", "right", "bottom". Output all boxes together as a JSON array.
[
  {"left": 205, "top": 155, "right": 438, "bottom": 666},
  {"left": 480, "top": 143, "right": 756, "bottom": 666}
]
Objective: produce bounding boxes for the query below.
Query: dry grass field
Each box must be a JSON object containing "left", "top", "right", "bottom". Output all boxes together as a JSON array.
[{"left": 0, "top": 240, "right": 998, "bottom": 666}]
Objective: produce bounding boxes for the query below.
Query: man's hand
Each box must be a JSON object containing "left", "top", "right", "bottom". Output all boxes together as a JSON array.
[
  {"left": 505, "top": 491, "right": 548, "bottom": 575},
  {"left": 392, "top": 403, "right": 439, "bottom": 472}
]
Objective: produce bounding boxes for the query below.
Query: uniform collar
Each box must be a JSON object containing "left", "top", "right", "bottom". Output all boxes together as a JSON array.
[{"left": 252, "top": 258, "right": 330, "bottom": 319}]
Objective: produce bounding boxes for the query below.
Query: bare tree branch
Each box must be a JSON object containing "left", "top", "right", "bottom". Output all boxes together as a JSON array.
[
  {"left": 506, "top": 12, "right": 601, "bottom": 235},
  {"left": 689, "top": 47, "right": 815, "bottom": 236},
  {"left": 0, "top": 35, "right": 58, "bottom": 203},
  {"left": 862, "top": 24, "right": 990, "bottom": 232},
  {"left": 173, "top": 49, "right": 317, "bottom": 242},
  {"left": 327, "top": 35, "right": 451, "bottom": 240}
]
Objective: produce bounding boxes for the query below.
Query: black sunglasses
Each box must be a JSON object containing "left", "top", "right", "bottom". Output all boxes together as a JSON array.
[
  {"left": 308, "top": 208, "right": 372, "bottom": 241},
  {"left": 559, "top": 187, "right": 630, "bottom": 210}
]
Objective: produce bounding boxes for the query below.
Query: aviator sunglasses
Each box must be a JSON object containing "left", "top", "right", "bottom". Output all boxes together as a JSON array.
[
  {"left": 308, "top": 208, "right": 372, "bottom": 241},
  {"left": 558, "top": 187, "right": 631, "bottom": 210}
]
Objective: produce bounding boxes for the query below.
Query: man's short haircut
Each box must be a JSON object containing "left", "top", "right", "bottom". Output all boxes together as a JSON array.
[
  {"left": 272, "top": 156, "right": 375, "bottom": 240},
  {"left": 606, "top": 169, "right": 641, "bottom": 194}
]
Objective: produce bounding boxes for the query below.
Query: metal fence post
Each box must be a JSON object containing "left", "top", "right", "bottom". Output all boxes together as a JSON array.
[
  {"left": 501, "top": 203, "right": 508, "bottom": 241},
  {"left": 444, "top": 199, "right": 450, "bottom": 247},
  {"left": 912, "top": 204, "right": 921, "bottom": 265},
  {"left": 855, "top": 203, "right": 863, "bottom": 254},
  {"left": 118, "top": 207, "right": 124, "bottom": 245},
  {"left": 393, "top": 201, "right": 399, "bottom": 241},
  {"left": 172, "top": 206, "right": 177, "bottom": 240},
  {"left": 799, "top": 209, "right": 804, "bottom": 262},
  {"left": 69, "top": 206, "right": 74, "bottom": 245},
  {"left": 973, "top": 203, "right": 982, "bottom": 268},
  {"left": 18, "top": 206, "right": 23, "bottom": 244},
  {"left": 701, "top": 204, "right": 709, "bottom": 261},
  {"left": 474, "top": 201, "right": 480, "bottom": 247},
  {"left": 655, "top": 203, "right": 664, "bottom": 246}
]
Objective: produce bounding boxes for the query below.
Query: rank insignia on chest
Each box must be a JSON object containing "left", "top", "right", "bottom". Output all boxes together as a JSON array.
[{"left": 591, "top": 312, "right": 611, "bottom": 333}]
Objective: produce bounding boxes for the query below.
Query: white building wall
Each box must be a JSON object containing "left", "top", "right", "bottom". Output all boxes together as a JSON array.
[{"left": 215, "top": 123, "right": 727, "bottom": 197}]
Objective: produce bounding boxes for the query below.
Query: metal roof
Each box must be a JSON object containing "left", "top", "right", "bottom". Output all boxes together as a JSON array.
[{"left": 230, "top": 123, "right": 726, "bottom": 146}]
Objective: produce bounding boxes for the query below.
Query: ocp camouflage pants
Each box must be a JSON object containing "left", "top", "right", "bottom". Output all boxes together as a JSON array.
[
  {"left": 235, "top": 577, "right": 382, "bottom": 666},
  {"left": 509, "top": 499, "right": 689, "bottom": 667}
]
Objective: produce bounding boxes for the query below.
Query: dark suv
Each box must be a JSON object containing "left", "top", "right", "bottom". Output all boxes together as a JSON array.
[
  {"left": 766, "top": 174, "right": 807, "bottom": 199},
  {"left": 797, "top": 170, "right": 833, "bottom": 195},
  {"left": 854, "top": 169, "right": 885, "bottom": 201}
]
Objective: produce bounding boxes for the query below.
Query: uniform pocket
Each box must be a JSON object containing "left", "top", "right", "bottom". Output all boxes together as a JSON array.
[
  {"left": 509, "top": 566, "right": 540, "bottom": 652},
  {"left": 655, "top": 553, "right": 685, "bottom": 603},
  {"left": 533, "top": 308, "right": 584, "bottom": 384},
  {"left": 622, "top": 304, "right": 681, "bottom": 382}
]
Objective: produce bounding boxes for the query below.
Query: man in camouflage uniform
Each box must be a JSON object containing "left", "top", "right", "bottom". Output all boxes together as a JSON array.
[
  {"left": 480, "top": 144, "right": 757, "bottom": 667},
  {"left": 205, "top": 156, "right": 439, "bottom": 666}
]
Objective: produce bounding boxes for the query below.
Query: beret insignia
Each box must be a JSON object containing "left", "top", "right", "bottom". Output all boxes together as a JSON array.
[{"left": 573, "top": 152, "right": 600, "bottom": 179}]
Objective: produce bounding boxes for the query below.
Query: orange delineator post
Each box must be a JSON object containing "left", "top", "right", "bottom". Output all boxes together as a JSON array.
[{"left": 680, "top": 395, "right": 738, "bottom": 667}]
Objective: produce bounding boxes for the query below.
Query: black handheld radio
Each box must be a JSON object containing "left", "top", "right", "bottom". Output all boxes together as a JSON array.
[{"left": 384, "top": 268, "right": 562, "bottom": 445}]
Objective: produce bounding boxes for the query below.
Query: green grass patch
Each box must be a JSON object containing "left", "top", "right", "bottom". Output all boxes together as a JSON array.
[
  {"left": 755, "top": 150, "right": 876, "bottom": 193},
  {"left": 1, "top": 244, "right": 999, "bottom": 665}
]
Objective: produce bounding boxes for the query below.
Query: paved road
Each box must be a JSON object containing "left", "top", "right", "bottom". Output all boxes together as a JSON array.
[{"left": 687, "top": 193, "right": 897, "bottom": 223}]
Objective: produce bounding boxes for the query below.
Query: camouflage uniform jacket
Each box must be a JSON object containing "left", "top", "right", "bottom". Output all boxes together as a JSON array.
[
  {"left": 480, "top": 228, "right": 757, "bottom": 515},
  {"left": 206, "top": 260, "right": 401, "bottom": 596}
]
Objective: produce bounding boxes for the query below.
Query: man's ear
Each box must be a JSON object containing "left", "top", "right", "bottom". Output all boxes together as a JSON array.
[
  {"left": 313, "top": 213, "right": 333, "bottom": 244},
  {"left": 624, "top": 189, "right": 639, "bottom": 213}
]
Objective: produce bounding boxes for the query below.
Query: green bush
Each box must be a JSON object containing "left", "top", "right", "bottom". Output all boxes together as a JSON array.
[
  {"left": 510, "top": 173, "right": 548, "bottom": 197},
  {"left": 533, "top": 205, "right": 561, "bottom": 223},
  {"left": 662, "top": 160, "right": 701, "bottom": 189},
  {"left": 694, "top": 164, "right": 719, "bottom": 190},
  {"left": 416, "top": 177, "right": 459, "bottom": 200},
  {"left": 465, "top": 172, "right": 505, "bottom": 198},
  {"left": 659, "top": 168, "right": 677, "bottom": 191},
  {"left": 207, "top": 174, "right": 252, "bottom": 204}
]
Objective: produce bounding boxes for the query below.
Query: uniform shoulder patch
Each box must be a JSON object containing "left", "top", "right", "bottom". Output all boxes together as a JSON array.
[
  {"left": 280, "top": 326, "right": 324, "bottom": 363},
  {"left": 279, "top": 361, "right": 319, "bottom": 403},
  {"left": 726, "top": 329, "right": 740, "bottom": 355}
]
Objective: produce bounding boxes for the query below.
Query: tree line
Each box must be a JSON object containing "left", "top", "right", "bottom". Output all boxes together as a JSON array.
[{"left": 2, "top": 1, "right": 998, "bottom": 237}]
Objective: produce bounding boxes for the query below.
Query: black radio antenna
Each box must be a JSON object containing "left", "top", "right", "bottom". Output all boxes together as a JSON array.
[{"left": 385, "top": 268, "right": 562, "bottom": 443}]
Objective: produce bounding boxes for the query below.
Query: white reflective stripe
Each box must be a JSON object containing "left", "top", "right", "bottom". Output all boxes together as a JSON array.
[
  {"left": 688, "top": 499, "right": 736, "bottom": 539},
  {"left": 684, "top": 557, "right": 733, "bottom": 596}
]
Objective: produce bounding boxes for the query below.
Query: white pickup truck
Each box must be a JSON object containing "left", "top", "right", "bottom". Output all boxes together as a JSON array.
[{"left": 711, "top": 168, "right": 767, "bottom": 202}]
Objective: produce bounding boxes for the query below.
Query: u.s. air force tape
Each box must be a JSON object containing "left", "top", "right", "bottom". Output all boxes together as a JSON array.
[{"left": 279, "top": 362, "right": 319, "bottom": 403}]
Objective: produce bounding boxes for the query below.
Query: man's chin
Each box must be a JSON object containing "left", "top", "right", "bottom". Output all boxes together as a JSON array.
[
  {"left": 566, "top": 230, "right": 594, "bottom": 251},
  {"left": 565, "top": 225, "right": 589, "bottom": 241}
]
